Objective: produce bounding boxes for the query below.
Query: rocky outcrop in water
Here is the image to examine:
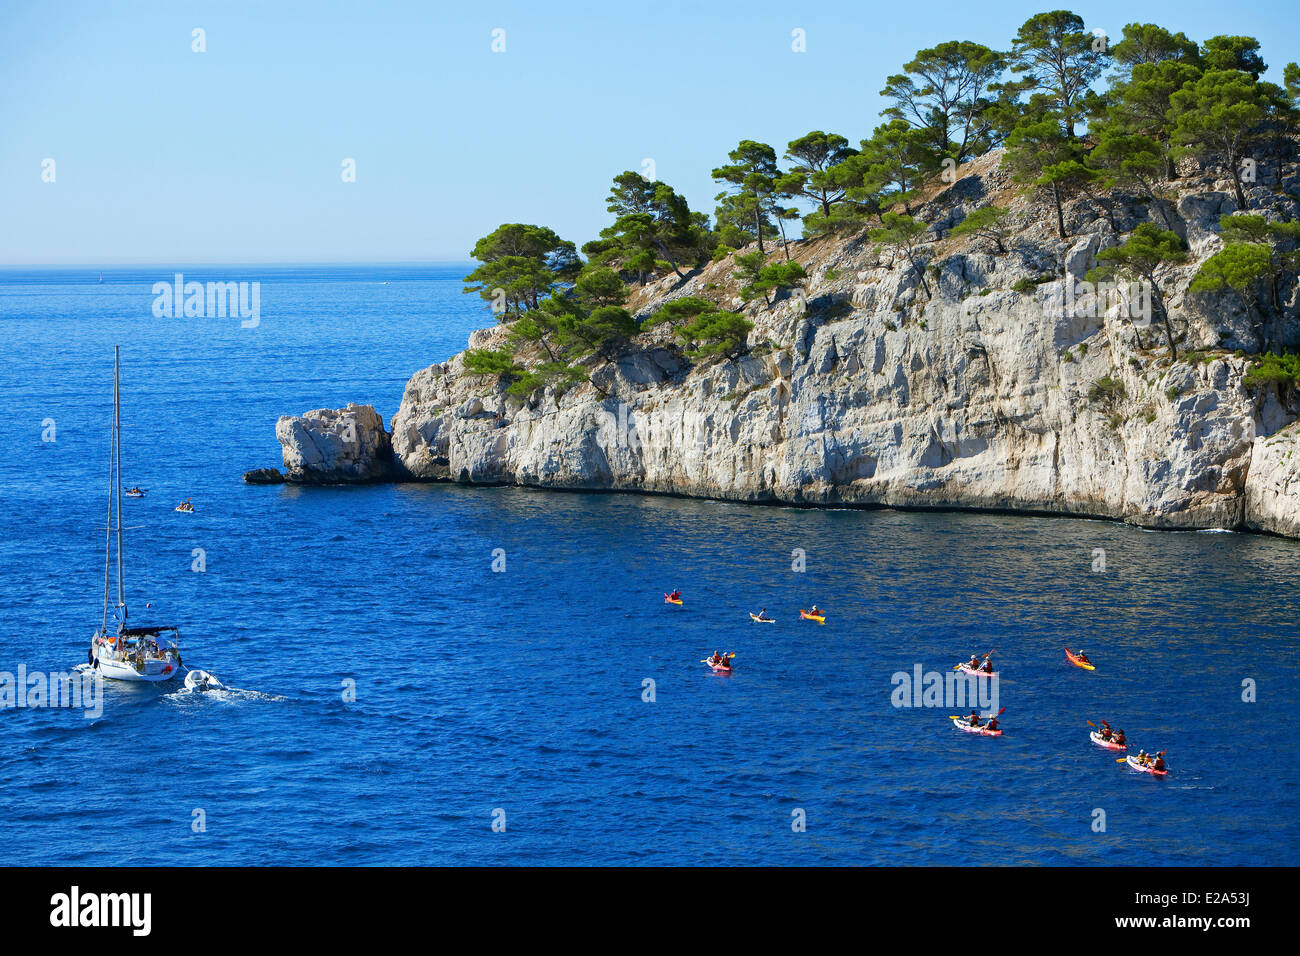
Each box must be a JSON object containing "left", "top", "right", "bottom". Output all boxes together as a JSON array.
[
  {"left": 275, "top": 403, "right": 392, "bottom": 483},
  {"left": 269, "top": 149, "right": 1300, "bottom": 536},
  {"left": 242, "top": 467, "right": 285, "bottom": 484}
]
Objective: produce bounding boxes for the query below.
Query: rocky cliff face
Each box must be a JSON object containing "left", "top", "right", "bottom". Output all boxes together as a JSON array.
[{"left": 275, "top": 149, "right": 1300, "bottom": 535}]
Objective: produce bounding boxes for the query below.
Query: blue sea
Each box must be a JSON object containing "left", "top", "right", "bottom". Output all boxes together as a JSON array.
[{"left": 1, "top": 264, "right": 1297, "bottom": 865}]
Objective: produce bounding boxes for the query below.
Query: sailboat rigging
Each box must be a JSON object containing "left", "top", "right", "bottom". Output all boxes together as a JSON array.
[{"left": 89, "top": 347, "right": 182, "bottom": 681}]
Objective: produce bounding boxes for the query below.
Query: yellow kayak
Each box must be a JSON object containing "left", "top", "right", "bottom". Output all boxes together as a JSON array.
[{"left": 800, "top": 610, "right": 825, "bottom": 623}]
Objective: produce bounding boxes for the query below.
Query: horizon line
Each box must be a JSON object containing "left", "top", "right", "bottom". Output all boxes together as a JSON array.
[{"left": 0, "top": 259, "right": 478, "bottom": 270}]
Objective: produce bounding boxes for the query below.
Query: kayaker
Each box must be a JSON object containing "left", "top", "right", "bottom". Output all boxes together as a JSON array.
[
  {"left": 1113, "top": 729, "right": 1126, "bottom": 746},
  {"left": 669, "top": 589, "right": 682, "bottom": 602},
  {"left": 980, "top": 656, "right": 994, "bottom": 674},
  {"left": 985, "top": 715, "right": 999, "bottom": 731},
  {"left": 1152, "top": 752, "right": 1166, "bottom": 772},
  {"left": 966, "top": 654, "right": 980, "bottom": 670},
  {"left": 708, "top": 651, "right": 723, "bottom": 666},
  {"left": 1136, "top": 749, "right": 1148, "bottom": 766},
  {"left": 810, "top": 605, "right": 822, "bottom": 617},
  {"left": 758, "top": 607, "right": 770, "bottom": 621},
  {"left": 1099, "top": 720, "right": 1113, "bottom": 741},
  {"left": 1076, "top": 649, "right": 1092, "bottom": 665},
  {"left": 966, "top": 709, "right": 982, "bottom": 728}
]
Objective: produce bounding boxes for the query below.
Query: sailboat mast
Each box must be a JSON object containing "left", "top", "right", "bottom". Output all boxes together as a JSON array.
[
  {"left": 102, "top": 348, "right": 114, "bottom": 633},
  {"left": 114, "top": 346, "right": 126, "bottom": 622}
]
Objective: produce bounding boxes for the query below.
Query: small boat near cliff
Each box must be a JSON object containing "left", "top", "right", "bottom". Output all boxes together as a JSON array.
[{"left": 88, "top": 347, "right": 185, "bottom": 682}]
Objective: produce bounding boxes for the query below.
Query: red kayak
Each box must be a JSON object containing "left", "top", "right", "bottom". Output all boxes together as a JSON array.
[
  {"left": 952, "top": 717, "right": 1002, "bottom": 736},
  {"left": 1090, "top": 731, "right": 1126, "bottom": 751}
]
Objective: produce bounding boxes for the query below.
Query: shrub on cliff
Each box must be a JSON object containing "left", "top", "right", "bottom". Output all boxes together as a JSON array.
[
  {"left": 1243, "top": 352, "right": 1300, "bottom": 393},
  {"left": 1189, "top": 243, "right": 1272, "bottom": 323},
  {"left": 677, "top": 311, "right": 754, "bottom": 360},
  {"left": 643, "top": 296, "right": 752, "bottom": 360},
  {"left": 740, "top": 260, "right": 808, "bottom": 305},
  {"left": 1088, "top": 376, "right": 1128, "bottom": 404},
  {"left": 574, "top": 266, "right": 630, "bottom": 310},
  {"left": 574, "top": 306, "right": 638, "bottom": 359},
  {"left": 463, "top": 348, "right": 522, "bottom": 381},
  {"left": 1012, "top": 274, "right": 1053, "bottom": 294},
  {"left": 507, "top": 362, "right": 588, "bottom": 398}
]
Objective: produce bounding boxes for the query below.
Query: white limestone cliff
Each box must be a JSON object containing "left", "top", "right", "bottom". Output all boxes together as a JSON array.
[{"left": 276, "top": 149, "right": 1300, "bottom": 534}]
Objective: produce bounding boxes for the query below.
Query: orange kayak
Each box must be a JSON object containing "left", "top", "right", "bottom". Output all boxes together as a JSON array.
[{"left": 1065, "top": 648, "right": 1095, "bottom": 670}]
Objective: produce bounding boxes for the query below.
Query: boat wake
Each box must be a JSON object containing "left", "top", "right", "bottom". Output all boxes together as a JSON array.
[{"left": 169, "top": 670, "right": 285, "bottom": 704}]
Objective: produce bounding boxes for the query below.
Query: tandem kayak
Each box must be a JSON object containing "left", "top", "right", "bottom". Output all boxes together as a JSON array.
[
  {"left": 706, "top": 661, "right": 732, "bottom": 673},
  {"left": 1090, "top": 731, "right": 1126, "bottom": 750},
  {"left": 749, "top": 613, "right": 775, "bottom": 624},
  {"left": 799, "top": 610, "right": 825, "bottom": 622},
  {"left": 1125, "top": 755, "right": 1168, "bottom": 776},
  {"left": 957, "top": 664, "right": 997, "bottom": 678},
  {"left": 1065, "top": 648, "right": 1095, "bottom": 670},
  {"left": 664, "top": 594, "right": 683, "bottom": 605},
  {"left": 952, "top": 717, "right": 1002, "bottom": 736}
]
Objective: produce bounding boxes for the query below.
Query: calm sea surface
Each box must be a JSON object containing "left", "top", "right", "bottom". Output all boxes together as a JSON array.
[{"left": 0, "top": 264, "right": 1297, "bottom": 865}]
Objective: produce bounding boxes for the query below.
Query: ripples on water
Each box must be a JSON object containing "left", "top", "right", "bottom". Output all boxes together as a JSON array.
[{"left": 0, "top": 266, "right": 1297, "bottom": 865}]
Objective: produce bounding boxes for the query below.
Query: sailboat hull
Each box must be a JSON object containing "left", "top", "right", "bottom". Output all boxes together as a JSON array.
[{"left": 94, "top": 654, "right": 179, "bottom": 682}]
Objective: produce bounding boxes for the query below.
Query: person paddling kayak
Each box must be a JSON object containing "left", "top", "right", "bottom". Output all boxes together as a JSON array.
[
  {"left": 1098, "top": 720, "right": 1114, "bottom": 742},
  {"left": 1113, "top": 729, "right": 1127, "bottom": 746},
  {"left": 756, "top": 607, "right": 773, "bottom": 622},
  {"left": 966, "top": 709, "right": 982, "bottom": 728},
  {"left": 1075, "top": 649, "right": 1092, "bottom": 666},
  {"left": 985, "top": 715, "right": 999, "bottom": 732},
  {"left": 980, "top": 656, "right": 994, "bottom": 674},
  {"left": 669, "top": 590, "right": 681, "bottom": 602}
]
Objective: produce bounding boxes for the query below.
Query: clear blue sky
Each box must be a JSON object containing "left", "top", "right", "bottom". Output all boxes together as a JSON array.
[{"left": 2, "top": 0, "right": 1297, "bottom": 265}]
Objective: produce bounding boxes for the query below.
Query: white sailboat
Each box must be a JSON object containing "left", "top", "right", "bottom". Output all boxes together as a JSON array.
[{"left": 89, "top": 347, "right": 183, "bottom": 682}]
